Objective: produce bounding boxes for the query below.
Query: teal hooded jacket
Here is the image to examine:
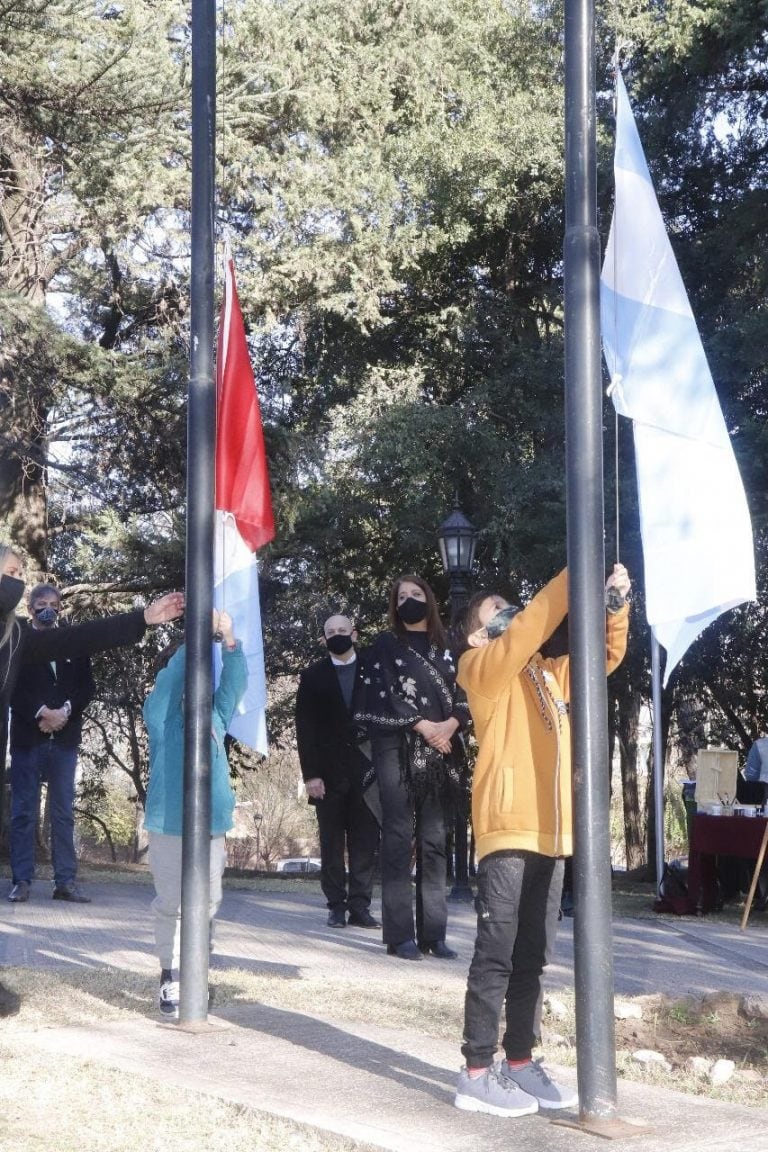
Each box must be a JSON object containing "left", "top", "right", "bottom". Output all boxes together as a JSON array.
[{"left": 143, "top": 642, "right": 248, "bottom": 837}]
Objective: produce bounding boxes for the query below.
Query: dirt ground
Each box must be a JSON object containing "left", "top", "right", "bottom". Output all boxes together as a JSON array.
[{"left": 613, "top": 991, "right": 768, "bottom": 1070}]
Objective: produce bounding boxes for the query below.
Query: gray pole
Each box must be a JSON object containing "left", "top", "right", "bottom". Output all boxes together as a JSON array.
[
  {"left": 564, "top": 0, "right": 618, "bottom": 1120},
  {"left": 180, "top": 0, "right": 216, "bottom": 1024},
  {"left": 651, "top": 635, "right": 665, "bottom": 885}
]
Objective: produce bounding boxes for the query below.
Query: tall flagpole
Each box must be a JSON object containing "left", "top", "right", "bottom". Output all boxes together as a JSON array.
[
  {"left": 564, "top": 0, "right": 619, "bottom": 1123},
  {"left": 180, "top": 0, "right": 216, "bottom": 1024}
]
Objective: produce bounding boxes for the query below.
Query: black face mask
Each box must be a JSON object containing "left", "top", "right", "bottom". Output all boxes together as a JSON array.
[
  {"left": 0, "top": 574, "right": 25, "bottom": 614},
  {"left": 326, "top": 633, "right": 354, "bottom": 656},
  {"left": 397, "top": 596, "right": 429, "bottom": 626},
  {"left": 34, "top": 605, "right": 59, "bottom": 628},
  {"left": 486, "top": 605, "right": 521, "bottom": 639}
]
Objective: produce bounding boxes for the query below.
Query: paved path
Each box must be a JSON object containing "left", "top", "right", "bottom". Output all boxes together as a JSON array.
[
  {"left": 3, "top": 878, "right": 768, "bottom": 1151},
  {"left": 5, "top": 878, "right": 768, "bottom": 999}
]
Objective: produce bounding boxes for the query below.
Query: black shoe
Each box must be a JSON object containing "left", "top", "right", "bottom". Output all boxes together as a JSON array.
[
  {"left": 52, "top": 884, "right": 91, "bottom": 904},
  {"left": 347, "top": 910, "right": 380, "bottom": 928},
  {"left": 420, "top": 939, "right": 458, "bottom": 960},
  {"left": 386, "top": 940, "right": 422, "bottom": 961},
  {"left": 8, "top": 881, "right": 30, "bottom": 903},
  {"left": 327, "top": 909, "right": 346, "bottom": 927}
]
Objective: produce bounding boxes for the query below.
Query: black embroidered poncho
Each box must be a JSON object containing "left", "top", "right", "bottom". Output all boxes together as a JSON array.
[{"left": 356, "top": 631, "right": 471, "bottom": 805}]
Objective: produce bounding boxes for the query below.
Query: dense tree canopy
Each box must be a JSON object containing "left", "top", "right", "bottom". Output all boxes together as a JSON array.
[{"left": 1, "top": 0, "right": 768, "bottom": 863}]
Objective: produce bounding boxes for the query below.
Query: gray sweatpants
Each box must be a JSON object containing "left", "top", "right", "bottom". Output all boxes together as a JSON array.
[{"left": 147, "top": 831, "right": 227, "bottom": 970}]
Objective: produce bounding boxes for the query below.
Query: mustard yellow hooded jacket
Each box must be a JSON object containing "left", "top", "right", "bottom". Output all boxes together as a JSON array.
[{"left": 457, "top": 569, "right": 629, "bottom": 862}]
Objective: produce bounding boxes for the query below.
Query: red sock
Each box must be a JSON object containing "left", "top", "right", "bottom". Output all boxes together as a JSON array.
[
  {"left": 506, "top": 1057, "right": 532, "bottom": 1070},
  {"left": 466, "top": 1066, "right": 488, "bottom": 1079}
]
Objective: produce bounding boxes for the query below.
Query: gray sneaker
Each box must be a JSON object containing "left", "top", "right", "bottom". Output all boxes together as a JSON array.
[
  {"left": 8, "top": 881, "right": 30, "bottom": 903},
  {"left": 455, "top": 1065, "right": 539, "bottom": 1117},
  {"left": 500, "top": 1059, "right": 578, "bottom": 1110}
]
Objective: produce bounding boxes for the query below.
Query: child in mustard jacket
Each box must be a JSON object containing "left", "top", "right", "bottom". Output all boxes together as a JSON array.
[{"left": 454, "top": 564, "right": 630, "bottom": 1117}]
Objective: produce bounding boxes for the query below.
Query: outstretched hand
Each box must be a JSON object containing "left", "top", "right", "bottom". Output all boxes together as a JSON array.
[{"left": 143, "top": 591, "right": 185, "bottom": 626}]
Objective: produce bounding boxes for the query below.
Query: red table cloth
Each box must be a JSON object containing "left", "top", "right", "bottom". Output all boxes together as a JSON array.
[{"left": 687, "top": 813, "right": 768, "bottom": 914}]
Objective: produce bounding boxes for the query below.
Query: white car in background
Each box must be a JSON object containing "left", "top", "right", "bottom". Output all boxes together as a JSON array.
[{"left": 276, "top": 857, "right": 321, "bottom": 874}]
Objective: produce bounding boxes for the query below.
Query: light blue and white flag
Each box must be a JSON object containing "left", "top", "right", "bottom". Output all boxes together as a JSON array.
[
  {"left": 214, "top": 513, "right": 269, "bottom": 755},
  {"left": 600, "top": 71, "right": 755, "bottom": 684}
]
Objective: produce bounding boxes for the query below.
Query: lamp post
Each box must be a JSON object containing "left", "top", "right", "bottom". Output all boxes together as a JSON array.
[
  {"left": 438, "top": 504, "right": 477, "bottom": 619},
  {"left": 437, "top": 501, "right": 477, "bottom": 902}
]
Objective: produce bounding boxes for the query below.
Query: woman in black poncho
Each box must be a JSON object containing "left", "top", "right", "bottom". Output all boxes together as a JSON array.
[{"left": 359, "top": 574, "right": 470, "bottom": 961}]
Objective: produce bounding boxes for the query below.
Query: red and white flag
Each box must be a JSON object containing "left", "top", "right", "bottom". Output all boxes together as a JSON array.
[{"left": 214, "top": 248, "right": 275, "bottom": 754}]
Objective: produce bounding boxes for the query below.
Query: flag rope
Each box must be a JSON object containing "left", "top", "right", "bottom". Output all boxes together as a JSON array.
[{"left": 610, "top": 56, "right": 621, "bottom": 565}]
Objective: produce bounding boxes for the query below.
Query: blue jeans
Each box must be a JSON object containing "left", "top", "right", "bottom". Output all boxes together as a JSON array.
[
  {"left": 10, "top": 743, "right": 79, "bottom": 887},
  {"left": 461, "top": 850, "right": 564, "bottom": 1067}
]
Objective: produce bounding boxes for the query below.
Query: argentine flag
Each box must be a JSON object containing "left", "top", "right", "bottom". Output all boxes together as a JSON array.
[{"left": 600, "top": 71, "right": 755, "bottom": 683}]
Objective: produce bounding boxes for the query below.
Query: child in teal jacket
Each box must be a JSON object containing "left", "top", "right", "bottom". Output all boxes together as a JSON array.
[{"left": 143, "top": 610, "right": 247, "bottom": 1017}]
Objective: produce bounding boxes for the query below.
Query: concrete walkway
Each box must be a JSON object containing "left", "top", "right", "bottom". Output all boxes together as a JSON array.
[{"left": 3, "top": 877, "right": 768, "bottom": 1151}]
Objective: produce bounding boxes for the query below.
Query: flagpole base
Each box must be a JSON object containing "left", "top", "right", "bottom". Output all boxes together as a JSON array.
[
  {"left": 168, "top": 1014, "right": 233, "bottom": 1035},
  {"left": 551, "top": 1112, "right": 650, "bottom": 1139}
]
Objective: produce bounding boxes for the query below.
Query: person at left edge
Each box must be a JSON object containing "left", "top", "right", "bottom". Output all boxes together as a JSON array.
[
  {"left": 295, "top": 614, "right": 381, "bottom": 929},
  {"left": 9, "top": 583, "right": 96, "bottom": 904},
  {"left": 0, "top": 542, "right": 185, "bottom": 905}
]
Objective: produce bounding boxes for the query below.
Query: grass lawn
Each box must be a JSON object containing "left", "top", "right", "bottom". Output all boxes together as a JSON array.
[{"left": 1, "top": 863, "right": 766, "bottom": 1152}]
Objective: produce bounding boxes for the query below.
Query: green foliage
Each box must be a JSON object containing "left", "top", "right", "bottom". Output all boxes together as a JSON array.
[
  {"left": 2, "top": 0, "right": 768, "bottom": 863},
  {"left": 77, "top": 770, "right": 138, "bottom": 856}
]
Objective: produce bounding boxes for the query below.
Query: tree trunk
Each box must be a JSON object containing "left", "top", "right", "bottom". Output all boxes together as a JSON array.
[
  {"left": 615, "top": 687, "right": 645, "bottom": 871},
  {"left": 0, "top": 122, "right": 52, "bottom": 572},
  {"left": 609, "top": 682, "right": 645, "bottom": 871}
]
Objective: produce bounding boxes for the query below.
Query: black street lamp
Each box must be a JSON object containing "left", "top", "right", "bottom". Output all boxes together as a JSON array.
[
  {"left": 437, "top": 504, "right": 477, "bottom": 621},
  {"left": 438, "top": 501, "right": 476, "bottom": 902}
]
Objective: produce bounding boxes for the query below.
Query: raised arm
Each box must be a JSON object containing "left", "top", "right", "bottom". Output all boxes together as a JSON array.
[
  {"left": 21, "top": 591, "right": 184, "bottom": 665},
  {"left": 458, "top": 570, "right": 569, "bottom": 701}
]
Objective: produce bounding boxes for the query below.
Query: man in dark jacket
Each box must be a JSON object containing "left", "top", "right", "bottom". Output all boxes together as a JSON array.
[
  {"left": 8, "top": 584, "right": 96, "bottom": 904},
  {"left": 295, "top": 614, "right": 380, "bottom": 928}
]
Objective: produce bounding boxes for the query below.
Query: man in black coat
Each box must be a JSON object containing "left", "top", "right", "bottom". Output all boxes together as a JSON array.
[
  {"left": 8, "top": 584, "right": 97, "bottom": 904},
  {"left": 295, "top": 614, "right": 380, "bottom": 928}
]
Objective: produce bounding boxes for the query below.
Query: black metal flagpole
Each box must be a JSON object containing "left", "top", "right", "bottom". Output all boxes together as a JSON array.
[
  {"left": 563, "top": 0, "right": 619, "bottom": 1124},
  {"left": 180, "top": 0, "right": 216, "bottom": 1024}
]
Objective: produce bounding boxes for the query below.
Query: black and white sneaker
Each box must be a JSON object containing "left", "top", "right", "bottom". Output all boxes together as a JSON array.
[{"left": 159, "top": 979, "right": 180, "bottom": 1019}]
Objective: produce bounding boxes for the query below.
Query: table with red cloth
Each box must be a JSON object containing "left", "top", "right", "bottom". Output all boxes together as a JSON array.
[{"left": 687, "top": 813, "right": 768, "bottom": 913}]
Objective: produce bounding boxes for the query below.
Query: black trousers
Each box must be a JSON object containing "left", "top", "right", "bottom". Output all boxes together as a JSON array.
[
  {"left": 314, "top": 785, "right": 380, "bottom": 916},
  {"left": 461, "top": 850, "right": 564, "bottom": 1067},
  {"left": 374, "top": 736, "right": 448, "bottom": 947}
]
